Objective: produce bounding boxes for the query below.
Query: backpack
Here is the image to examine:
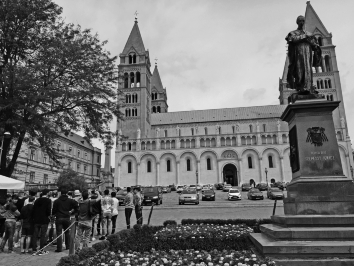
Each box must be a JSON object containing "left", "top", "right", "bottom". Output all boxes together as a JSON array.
[{"left": 88, "top": 200, "right": 100, "bottom": 218}]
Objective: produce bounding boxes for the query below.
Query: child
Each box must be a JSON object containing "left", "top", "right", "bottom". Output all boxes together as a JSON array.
[
  {"left": 19, "top": 196, "right": 35, "bottom": 254},
  {"left": 0, "top": 199, "right": 20, "bottom": 253}
]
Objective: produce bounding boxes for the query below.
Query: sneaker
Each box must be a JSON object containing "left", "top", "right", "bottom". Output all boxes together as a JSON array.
[
  {"left": 38, "top": 251, "right": 49, "bottom": 256},
  {"left": 14, "top": 242, "right": 20, "bottom": 248},
  {"left": 99, "top": 236, "right": 106, "bottom": 240},
  {"left": 91, "top": 237, "right": 96, "bottom": 241}
]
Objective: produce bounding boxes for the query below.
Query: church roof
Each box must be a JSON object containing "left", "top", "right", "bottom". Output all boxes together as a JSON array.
[
  {"left": 151, "top": 65, "right": 164, "bottom": 92},
  {"left": 151, "top": 105, "right": 287, "bottom": 125},
  {"left": 305, "top": 1, "right": 329, "bottom": 35},
  {"left": 122, "top": 21, "right": 146, "bottom": 55}
]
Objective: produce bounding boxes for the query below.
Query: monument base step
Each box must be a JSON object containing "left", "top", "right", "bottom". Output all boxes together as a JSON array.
[
  {"left": 273, "top": 258, "right": 354, "bottom": 266},
  {"left": 271, "top": 214, "right": 354, "bottom": 227},
  {"left": 261, "top": 224, "right": 354, "bottom": 240},
  {"left": 249, "top": 233, "right": 354, "bottom": 258}
]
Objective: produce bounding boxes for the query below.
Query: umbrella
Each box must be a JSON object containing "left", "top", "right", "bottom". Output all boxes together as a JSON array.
[{"left": 0, "top": 174, "right": 25, "bottom": 190}]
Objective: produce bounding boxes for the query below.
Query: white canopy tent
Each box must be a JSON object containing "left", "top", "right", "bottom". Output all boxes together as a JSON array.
[{"left": 0, "top": 175, "right": 25, "bottom": 190}]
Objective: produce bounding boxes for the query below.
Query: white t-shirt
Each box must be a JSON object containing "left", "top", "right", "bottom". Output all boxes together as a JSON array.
[
  {"left": 24, "top": 197, "right": 37, "bottom": 206},
  {"left": 111, "top": 197, "right": 119, "bottom": 216}
]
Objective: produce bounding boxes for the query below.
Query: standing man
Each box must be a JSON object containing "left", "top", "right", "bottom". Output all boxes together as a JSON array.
[
  {"left": 133, "top": 187, "right": 143, "bottom": 225},
  {"left": 52, "top": 188, "right": 78, "bottom": 253},
  {"left": 19, "top": 196, "right": 35, "bottom": 254},
  {"left": 100, "top": 189, "right": 113, "bottom": 240},
  {"left": 124, "top": 187, "right": 134, "bottom": 229},
  {"left": 31, "top": 189, "right": 51, "bottom": 255},
  {"left": 110, "top": 191, "right": 119, "bottom": 234},
  {"left": 75, "top": 190, "right": 94, "bottom": 250}
]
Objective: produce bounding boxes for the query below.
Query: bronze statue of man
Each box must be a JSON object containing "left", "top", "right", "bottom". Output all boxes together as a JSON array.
[{"left": 286, "top": 15, "right": 322, "bottom": 93}]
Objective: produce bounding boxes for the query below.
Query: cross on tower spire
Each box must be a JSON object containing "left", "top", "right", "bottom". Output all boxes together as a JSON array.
[
  {"left": 155, "top": 58, "right": 158, "bottom": 66},
  {"left": 134, "top": 11, "right": 138, "bottom": 22}
]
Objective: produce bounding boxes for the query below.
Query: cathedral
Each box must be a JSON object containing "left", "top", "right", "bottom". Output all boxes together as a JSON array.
[{"left": 114, "top": 2, "right": 353, "bottom": 188}]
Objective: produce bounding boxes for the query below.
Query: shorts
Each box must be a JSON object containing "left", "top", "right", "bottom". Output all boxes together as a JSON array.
[
  {"left": 102, "top": 212, "right": 112, "bottom": 219},
  {"left": 21, "top": 225, "right": 34, "bottom": 236},
  {"left": 16, "top": 221, "right": 22, "bottom": 231}
]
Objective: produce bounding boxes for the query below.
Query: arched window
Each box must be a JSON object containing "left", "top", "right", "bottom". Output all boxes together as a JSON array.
[
  {"left": 320, "top": 80, "right": 324, "bottom": 89},
  {"left": 328, "top": 79, "right": 332, "bottom": 88},
  {"left": 152, "top": 106, "right": 156, "bottom": 113},
  {"left": 325, "top": 55, "right": 331, "bottom": 72},
  {"left": 187, "top": 159, "right": 191, "bottom": 171},
  {"left": 128, "top": 143, "right": 132, "bottom": 151},
  {"left": 129, "top": 55, "right": 132, "bottom": 64},
  {"left": 125, "top": 108, "right": 130, "bottom": 117},
  {"left": 147, "top": 160, "right": 151, "bottom": 173},
  {"left": 324, "top": 80, "right": 328, "bottom": 89},
  {"left": 205, "top": 127, "right": 208, "bottom": 135},
  {"left": 132, "top": 108, "right": 137, "bottom": 116},
  {"left": 157, "top": 106, "right": 161, "bottom": 113},
  {"left": 207, "top": 158, "right": 212, "bottom": 170},
  {"left": 136, "top": 72, "right": 141, "bottom": 87},
  {"left": 130, "top": 72, "right": 135, "bottom": 87},
  {"left": 317, "top": 36, "right": 323, "bottom": 46},
  {"left": 268, "top": 155, "right": 274, "bottom": 168},
  {"left": 167, "top": 159, "right": 171, "bottom": 172},
  {"left": 154, "top": 93, "right": 158, "bottom": 100},
  {"left": 263, "top": 124, "right": 266, "bottom": 132},
  {"left": 133, "top": 54, "right": 136, "bottom": 64},
  {"left": 191, "top": 128, "right": 194, "bottom": 136},
  {"left": 249, "top": 125, "right": 253, "bottom": 133},
  {"left": 248, "top": 156, "right": 253, "bottom": 169},
  {"left": 232, "top": 126, "right": 235, "bottom": 134},
  {"left": 164, "top": 130, "right": 168, "bottom": 137},
  {"left": 128, "top": 161, "right": 132, "bottom": 173},
  {"left": 124, "top": 73, "right": 129, "bottom": 88}
]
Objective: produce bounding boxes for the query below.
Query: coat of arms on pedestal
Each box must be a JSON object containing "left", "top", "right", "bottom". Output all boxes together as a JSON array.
[{"left": 306, "top": 127, "right": 328, "bottom": 147}]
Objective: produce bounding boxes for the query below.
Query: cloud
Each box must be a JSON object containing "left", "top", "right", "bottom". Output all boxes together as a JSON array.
[{"left": 243, "top": 88, "right": 267, "bottom": 102}]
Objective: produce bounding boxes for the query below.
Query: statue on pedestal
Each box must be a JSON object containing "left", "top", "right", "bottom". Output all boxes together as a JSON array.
[
  {"left": 137, "top": 128, "right": 141, "bottom": 139},
  {"left": 286, "top": 15, "right": 322, "bottom": 94}
]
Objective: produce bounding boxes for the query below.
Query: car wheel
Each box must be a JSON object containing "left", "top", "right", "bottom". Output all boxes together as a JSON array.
[
  {"left": 156, "top": 200, "right": 159, "bottom": 205},
  {"left": 179, "top": 202, "right": 181, "bottom": 205},
  {"left": 160, "top": 199, "right": 163, "bottom": 204},
  {"left": 213, "top": 198, "right": 215, "bottom": 201}
]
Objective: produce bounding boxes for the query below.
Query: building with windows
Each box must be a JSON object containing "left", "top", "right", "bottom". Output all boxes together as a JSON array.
[
  {"left": 115, "top": 3, "right": 353, "bottom": 187},
  {"left": 11, "top": 132, "right": 102, "bottom": 189}
]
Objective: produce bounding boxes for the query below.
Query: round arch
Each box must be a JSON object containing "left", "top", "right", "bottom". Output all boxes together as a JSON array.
[
  {"left": 200, "top": 149, "right": 219, "bottom": 160},
  {"left": 220, "top": 148, "right": 240, "bottom": 159},
  {"left": 159, "top": 152, "right": 177, "bottom": 161},
  {"left": 121, "top": 153, "right": 139, "bottom": 162},
  {"left": 261, "top": 147, "right": 281, "bottom": 157},
  {"left": 139, "top": 152, "right": 158, "bottom": 163},
  {"left": 241, "top": 147, "right": 261, "bottom": 158},
  {"left": 221, "top": 162, "right": 238, "bottom": 186},
  {"left": 178, "top": 150, "right": 199, "bottom": 161}
]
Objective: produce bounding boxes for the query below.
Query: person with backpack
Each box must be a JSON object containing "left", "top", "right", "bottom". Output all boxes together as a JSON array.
[
  {"left": 133, "top": 187, "right": 143, "bottom": 225},
  {"left": 75, "top": 190, "right": 97, "bottom": 250},
  {"left": 100, "top": 190, "right": 113, "bottom": 240}
]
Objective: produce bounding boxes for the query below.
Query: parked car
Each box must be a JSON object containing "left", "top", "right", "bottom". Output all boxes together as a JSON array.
[
  {"left": 215, "top": 183, "right": 224, "bottom": 190},
  {"left": 267, "top": 187, "right": 284, "bottom": 199},
  {"left": 223, "top": 184, "right": 232, "bottom": 192},
  {"left": 273, "top": 181, "right": 286, "bottom": 191},
  {"left": 256, "top": 183, "right": 268, "bottom": 191},
  {"left": 169, "top": 184, "right": 177, "bottom": 191},
  {"left": 162, "top": 186, "right": 171, "bottom": 193},
  {"left": 201, "top": 185, "right": 211, "bottom": 192},
  {"left": 177, "top": 185, "right": 184, "bottom": 193},
  {"left": 142, "top": 186, "right": 163, "bottom": 205},
  {"left": 179, "top": 190, "right": 199, "bottom": 205},
  {"left": 228, "top": 188, "right": 242, "bottom": 200},
  {"left": 241, "top": 183, "right": 252, "bottom": 191},
  {"left": 247, "top": 188, "right": 264, "bottom": 200},
  {"left": 201, "top": 189, "right": 215, "bottom": 201},
  {"left": 116, "top": 189, "right": 127, "bottom": 205}
]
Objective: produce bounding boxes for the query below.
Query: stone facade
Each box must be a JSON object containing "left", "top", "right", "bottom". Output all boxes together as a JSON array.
[{"left": 115, "top": 4, "right": 353, "bottom": 188}]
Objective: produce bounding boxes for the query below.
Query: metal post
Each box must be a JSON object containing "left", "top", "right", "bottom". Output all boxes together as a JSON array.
[
  {"left": 0, "top": 136, "right": 4, "bottom": 170},
  {"left": 272, "top": 199, "right": 277, "bottom": 216},
  {"left": 69, "top": 217, "right": 76, "bottom": 255}
]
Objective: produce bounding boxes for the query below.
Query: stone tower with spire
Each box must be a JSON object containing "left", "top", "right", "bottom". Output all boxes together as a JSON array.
[
  {"left": 151, "top": 63, "right": 168, "bottom": 113},
  {"left": 117, "top": 18, "right": 152, "bottom": 139},
  {"left": 279, "top": 1, "right": 350, "bottom": 142}
]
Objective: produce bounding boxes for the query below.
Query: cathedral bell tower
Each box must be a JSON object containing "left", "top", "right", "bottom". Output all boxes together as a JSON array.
[{"left": 117, "top": 18, "right": 152, "bottom": 139}]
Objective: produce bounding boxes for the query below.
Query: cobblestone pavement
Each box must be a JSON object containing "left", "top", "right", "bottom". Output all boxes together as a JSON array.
[{"left": 0, "top": 189, "right": 285, "bottom": 266}]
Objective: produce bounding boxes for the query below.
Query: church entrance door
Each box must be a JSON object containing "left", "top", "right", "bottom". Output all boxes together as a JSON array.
[{"left": 223, "top": 164, "right": 238, "bottom": 186}]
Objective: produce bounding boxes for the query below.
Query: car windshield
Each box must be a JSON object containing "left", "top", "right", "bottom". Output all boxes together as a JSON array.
[
  {"left": 143, "top": 188, "right": 156, "bottom": 193},
  {"left": 229, "top": 189, "right": 239, "bottom": 193},
  {"left": 259, "top": 183, "right": 267, "bottom": 186},
  {"left": 203, "top": 190, "right": 214, "bottom": 194},
  {"left": 182, "top": 190, "right": 196, "bottom": 194},
  {"left": 117, "top": 190, "right": 127, "bottom": 195},
  {"left": 242, "top": 183, "right": 250, "bottom": 186},
  {"left": 271, "top": 188, "right": 282, "bottom": 192},
  {"left": 189, "top": 185, "right": 196, "bottom": 188},
  {"left": 250, "top": 189, "right": 261, "bottom": 193},
  {"left": 177, "top": 186, "right": 183, "bottom": 188}
]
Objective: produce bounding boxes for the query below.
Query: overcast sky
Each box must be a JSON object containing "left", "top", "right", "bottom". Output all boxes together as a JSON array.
[{"left": 55, "top": 0, "right": 354, "bottom": 168}]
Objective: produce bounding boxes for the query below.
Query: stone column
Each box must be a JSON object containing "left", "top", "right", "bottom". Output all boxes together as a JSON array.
[
  {"left": 280, "top": 156, "right": 285, "bottom": 182},
  {"left": 136, "top": 162, "right": 140, "bottom": 185},
  {"left": 156, "top": 138, "right": 161, "bottom": 150},
  {"left": 238, "top": 158, "right": 243, "bottom": 185},
  {"left": 195, "top": 137, "right": 200, "bottom": 148},
  {"left": 156, "top": 162, "right": 160, "bottom": 186},
  {"left": 259, "top": 157, "right": 264, "bottom": 183},
  {"left": 176, "top": 161, "right": 180, "bottom": 185},
  {"left": 116, "top": 163, "right": 121, "bottom": 187},
  {"left": 216, "top": 136, "right": 221, "bottom": 147},
  {"left": 197, "top": 160, "right": 201, "bottom": 184},
  {"left": 256, "top": 122, "right": 261, "bottom": 145},
  {"left": 176, "top": 138, "right": 180, "bottom": 149},
  {"left": 321, "top": 57, "right": 327, "bottom": 72},
  {"left": 216, "top": 160, "right": 221, "bottom": 183},
  {"left": 236, "top": 134, "right": 241, "bottom": 146},
  {"left": 346, "top": 154, "right": 351, "bottom": 179}
]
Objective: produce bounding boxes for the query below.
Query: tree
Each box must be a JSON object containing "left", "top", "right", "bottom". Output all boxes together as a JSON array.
[
  {"left": 57, "top": 168, "right": 88, "bottom": 192},
  {"left": 0, "top": 0, "right": 123, "bottom": 177}
]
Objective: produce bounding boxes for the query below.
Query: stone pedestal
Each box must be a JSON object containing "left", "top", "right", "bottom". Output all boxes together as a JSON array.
[{"left": 250, "top": 99, "right": 354, "bottom": 265}]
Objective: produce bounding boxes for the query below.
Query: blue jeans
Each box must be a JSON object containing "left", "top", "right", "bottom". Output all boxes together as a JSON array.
[
  {"left": 0, "top": 221, "right": 16, "bottom": 251},
  {"left": 32, "top": 223, "right": 48, "bottom": 250},
  {"left": 75, "top": 223, "right": 91, "bottom": 249},
  {"left": 55, "top": 218, "right": 71, "bottom": 251}
]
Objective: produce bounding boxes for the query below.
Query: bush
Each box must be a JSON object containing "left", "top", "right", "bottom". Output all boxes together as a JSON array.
[
  {"left": 181, "top": 218, "right": 272, "bottom": 232},
  {"left": 77, "top": 247, "right": 96, "bottom": 261},
  {"left": 56, "top": 254, "right": 80, "bottom": 266},
  {"left": 92, "top": 240, "right": 110, "bottom": 252},
  {"left": 163, "top": 220, "right": 177, "bottom": 227}
]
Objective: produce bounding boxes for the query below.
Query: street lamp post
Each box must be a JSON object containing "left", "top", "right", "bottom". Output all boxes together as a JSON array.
[
  {"left": 0, "top": 131, "right": 11, "bottom": 170},
  {"left": 350, "top": 165, "right": 353, "bottom": 180},
  {"left": 265, "top": 168, "right": 269, "bottom": 187}
]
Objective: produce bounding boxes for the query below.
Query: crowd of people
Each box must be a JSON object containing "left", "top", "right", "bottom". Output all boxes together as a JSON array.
[{"left": 0, "top": 186, "right": 144, "bottom": 255}]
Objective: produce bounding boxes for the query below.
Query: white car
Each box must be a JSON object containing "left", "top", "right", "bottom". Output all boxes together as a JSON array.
[
  {"left": 201, "top": 185, "right": 210, "bottom": 192},
  {"left": 177, "top": 185, "right": 184, "bottom": 193},
  {"left": 228, "top": 188, "right": 242, "bottom": 200}
]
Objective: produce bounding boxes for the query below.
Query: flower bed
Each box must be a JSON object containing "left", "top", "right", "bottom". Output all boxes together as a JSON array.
[{"left": 86, "top": 249, "right": 275, "bottom": 266}]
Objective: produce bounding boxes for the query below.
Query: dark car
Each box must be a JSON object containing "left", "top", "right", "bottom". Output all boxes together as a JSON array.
[
  {"left": 273, "top": 181, "right": 286, "bottom": 191},
  {"left": 247, "top": 188, "right": 264, "bottom": 200},
  {"left": 256, "top": 183, "right": 269, "bottom": 191},
  {"left": 169, "top": 184, "right": 177, "bottom": 191},
  {"left": 116, "top": 189, "right": 127, "bottom": 205},
  {"left": 267, "top": 187, "right": 284, "bottom": 200},
  {"left": 215, "top": 183, "right": 224, "bottom": 190},
  {"left": 201, "top": 189, "right": 215, "bottom": 201},
  {"left": 241, "top": 183, "right": 252, "bottom": 191},
  {"left": 162, "top": 186, "right": 171, "bottom": 193},
  {"left": 142, "top": 186, "right": 163, "bottom": 205}
]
